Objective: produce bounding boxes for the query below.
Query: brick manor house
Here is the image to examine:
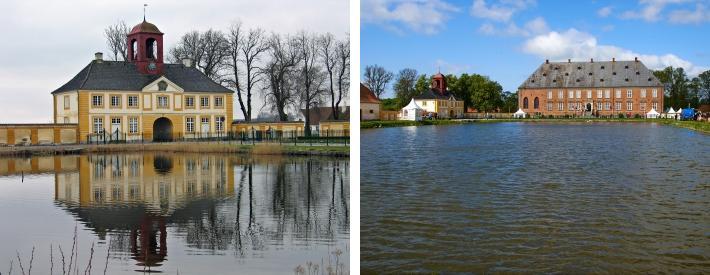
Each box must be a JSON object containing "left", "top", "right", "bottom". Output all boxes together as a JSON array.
[{"left": 518, "top": 58, "right": 664, "bottom": 117}]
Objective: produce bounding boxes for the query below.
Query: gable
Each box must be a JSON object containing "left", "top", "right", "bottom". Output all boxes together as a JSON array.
[{"left": 142, "top": 76, "right": 184, "bottom": 92}]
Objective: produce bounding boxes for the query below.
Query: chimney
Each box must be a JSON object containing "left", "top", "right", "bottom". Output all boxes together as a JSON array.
[
  {"left": 635, "top": 57, "right": 638, "bottom": 62},
  {"left": 545, "top": 59, "right": 549, "bottom": 64},
  {"left": 568, "top": 59, "right": 571, "bottom": 63},
  {"left": 182, "top": 57, "right": 192, "bottom": 68},
  {"left": 612, "top": 57, "right": 615, "bottom": 62},
  {"left": 94, "top": 52, "right": 103, "bottom": 63},
  {"left": 591, "top": 58, "right": 594, "bottom": 63}
]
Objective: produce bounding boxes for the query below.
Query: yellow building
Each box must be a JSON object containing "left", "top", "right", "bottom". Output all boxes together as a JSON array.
[
  {"left": 52, "top": 20, "right": 233, "bottom": 143},
  {"left": 413, "top": 73, "right": 464, "bottom": 118}
]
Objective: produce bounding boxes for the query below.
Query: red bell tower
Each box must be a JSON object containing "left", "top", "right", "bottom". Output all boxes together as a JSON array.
[
  {"left": 127, "top": 20, "right": 164, "bottom": 75},
  {"left": 432, "top": 72, "right": 447, "bottom": 94}
]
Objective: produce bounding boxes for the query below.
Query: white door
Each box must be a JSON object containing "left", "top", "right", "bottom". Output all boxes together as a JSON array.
[
  {"left": 111, "top": 119, "right": 121, "bottom": 140},
  {"left": 201, "top": 121, "right": 210, "bottom": 133}
]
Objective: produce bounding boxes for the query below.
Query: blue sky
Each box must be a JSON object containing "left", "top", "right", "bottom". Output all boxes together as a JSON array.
[{"left": 361, "top": 0, "right": 710, "bottom": 98}]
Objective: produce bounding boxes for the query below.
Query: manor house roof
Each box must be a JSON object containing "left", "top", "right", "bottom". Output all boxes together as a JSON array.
[
  {"left": 519, "top": 59, "right": 663, "bottom": 90},
  {"left": 52, "top": 60, "right": 232, "bottom": 94}
]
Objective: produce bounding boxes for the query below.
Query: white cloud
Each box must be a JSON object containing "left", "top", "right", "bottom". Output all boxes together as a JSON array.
[
  {"left": 522, "top": 28, "right": 708, "bottom": 76},
  {"left": 620, "top": 0, "right": 693, "bottom": 22},
  {"left": 470, "top": 0, "right": 536, "bottom": 22},
  {"left": 362, "top": 0, "right": 459, "bottom": 34},
  {"left": 668, "top": 3, "right": 710, "bottom": 23},
  {"left": 597, "top": 6, "right": 613, "bottom": 17},
  {"left": 478, "top": 16, "right": 548, "bottom": 37}
]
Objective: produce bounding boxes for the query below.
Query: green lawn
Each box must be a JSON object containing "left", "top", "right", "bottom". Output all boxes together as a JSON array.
[{"left": 361, "top": 118, "right": 710, "bottom": 134}]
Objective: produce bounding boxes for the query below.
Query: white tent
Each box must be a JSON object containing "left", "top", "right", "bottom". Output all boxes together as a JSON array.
[
  {"left": 513, "top": 108, "right": 526, "bottom": 118},
  {"left": 646, "top": 108, "right": 660, "bottom": 119},
  {"left": 401, "top": 99, "right": 424, "bottom": 121},
  {"left": 663, "top": 107, "right": 677, "bottom": 118}
]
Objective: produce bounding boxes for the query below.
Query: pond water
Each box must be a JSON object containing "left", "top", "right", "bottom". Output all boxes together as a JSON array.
[
  {"left": 361, "top": 122, "right": 709, "bottom": 273},
  {"left": 0, "top": 153, "right": 349, "bottom": 274}
]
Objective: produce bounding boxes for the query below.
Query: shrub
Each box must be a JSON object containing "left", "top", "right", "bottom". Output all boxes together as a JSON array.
[{"left": 618, "top": 113, "right": 625, "bottom": 119}]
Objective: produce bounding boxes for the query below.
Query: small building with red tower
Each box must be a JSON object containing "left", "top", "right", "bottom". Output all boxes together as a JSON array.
[{"left": 412, "top": 72, "right": 464, "bottom": 118}]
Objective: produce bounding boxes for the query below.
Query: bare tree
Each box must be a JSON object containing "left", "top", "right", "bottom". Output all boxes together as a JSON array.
[
  {"left": 335, "top": 36, "right": 350, "bottom": 120},
  {"left": 104, "top": 21, "right": 129, "bottom": 61},
  {"left": 168, "top": 30, "right": 228, "bottom": 81},
  {"left": 295, "top": 31, "right": 326, "bottom": 136},
  {"left": 363, "top": 64, "right": 394, "bottom": 98},
  {"left": 262, "top": 34, "right": 298, "bottom": 121},
  {"left": 319, "top": 33, "right": 340, "bottom": 120},
  {"left": 226, "top": 22, "right": 268, "bottom": 121},
  {"left": 169, "top": 31, "right": 203, "bottom": 66},
  {"left": 200, "top": 29, "right": 229, "bottom": 81}
]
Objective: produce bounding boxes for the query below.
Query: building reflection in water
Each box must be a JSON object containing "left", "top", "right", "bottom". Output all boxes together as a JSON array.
[{"left": 0, "top": 153, "right": 350, "bottom": 273}]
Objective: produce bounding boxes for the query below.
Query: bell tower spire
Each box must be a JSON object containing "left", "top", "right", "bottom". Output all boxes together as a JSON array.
[{"left": 126, "top": 16, "right": 164, "bottom": 75}]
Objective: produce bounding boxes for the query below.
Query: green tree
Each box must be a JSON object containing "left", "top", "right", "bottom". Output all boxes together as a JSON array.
[
  {"left": 393, "top": 68, "right": 418, "bottom": 107},
  {"left": 501, "top": 91, "right": 518, "bottom": 113},
  {"left": 696, "top": 70, "right": 710, "bottom": 104},
  {"left": 468, "top": 74, "right": 503, "bottom": 112},
  {"left": 380, "top": 98, "right": 399, "bottom": 111},
  {"left": 654, "top": 66, "right": 691, "bottom": 109},
  {"left": 414, "top": 74, "right": 430, "bottom": 96}
]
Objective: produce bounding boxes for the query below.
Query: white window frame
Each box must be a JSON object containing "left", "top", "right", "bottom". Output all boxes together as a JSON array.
[
  {"left": 157, "top": 96, "right": 169, "bottom": 108},
  {"left": 111, "top": 95, "right": 121, "bottom": 107},
  {"left": 186, "top": 117, "right": 195, "bottom": 133},
  {"left": 615, "top": 89, "right": 621, "bottom": 99},
  {"left": 640, "top": 102, "right": 646, "bottom": 111},
  {"left": 547, "top": 90, "right": 552, "bottom": 99},
  {"left": 575, "top": 90, "right": 581, "bottom": 99},
  {"left": 626, "top": 102, "right": 633, "bottom": 111},
  {"left": 546, "top": 102, "right": 552, "bottom": 111},
  {"left": 604, "top": 90, "right": 611, "bottom": 99},
  {"left": 652, "top": 102, "right": 658, "bottom": 110},
  {"left": 627, "top": 89, "right": 633, "bottom": 98},
  {"left": 558, "top": 90, "right": 564, "bottom": 99},
  {"left": 640, "top": 89, "right": 646, "bottom": 98},
  {"left": 568, "top": 90, "right": 574, "bottom": 99},
  {"left": 215, "top": 116, "right": 225, "bottom": 132},
  {"left": 200, "top": 97, "right": 210, "bottom": 108},
  {"left": 558, "top": 102, "right": 563, "bottom": 111},
  {"left": 128, "top": 96, "right": 139, "bottom": 107},
  {"left": 652, "top": 89, "right": 658, "bottom": 98},
  {"left": 615, "top": 102, "right": 622, "bottom": 111},
  {"left": 93, "top": 117, "right": 104, "bottom": 133},
  {"left": 129, "top": 117, "right": 139, "bottom": 134},
  {"left": 597, "top": 90, "right": 603, "bottom": 99},
  {"left": 92, "top": 95, "right": 103, "bottom": 107},
  {"left": 586, "top": 90, "right": 592, "bottom": 99}
]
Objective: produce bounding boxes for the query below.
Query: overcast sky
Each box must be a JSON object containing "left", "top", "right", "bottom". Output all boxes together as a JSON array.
[{"left": 0, "top": 0, "right": 349, "bottom": 123}]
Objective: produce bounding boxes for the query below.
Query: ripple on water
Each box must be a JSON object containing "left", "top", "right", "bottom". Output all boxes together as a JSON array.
[{"left": 361, "top": 123, "right": 710, "bottom": 273}]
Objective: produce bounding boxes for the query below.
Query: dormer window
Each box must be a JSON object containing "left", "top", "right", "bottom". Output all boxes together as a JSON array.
[
  {"left": 624, "top": 65, "right": 629, "bottom": 69},
  {"left": 636, "top": 71, "right": 640, "bottom": 75},
  {"left": 625, "top": 78, "right": 629, "bottom": 82},
  {"left": 552, "top": 79, "right": 557, "bottom": 82},
  {"left": 577, "top": 66, "right": 581, "bottom": 70},
  {"left": 543, "top": 73, "right": 547, "bottom": 77},
  {"left": 531, "top": 79, "right": 535, "bottom": 83},
  {"left": 600, "top": 79, "right": 604, "bottom": 82},
  {"left": 601, "top": 66, "right": 605, "bottom": 69},
  {"left": 589, "top": 72, "right": 593, "bottom": 76},
  {"left": 613, "top": 72, "right": 617, "bottom": 75},
  {"left": 576, "top": 79, "right": 580, "bottom": 82},
  {"left": 565, "top": 72, "right": 569, "bottom": 76},
  {"left": 648, "top": 77, "right": 652, "bottom": 81}
]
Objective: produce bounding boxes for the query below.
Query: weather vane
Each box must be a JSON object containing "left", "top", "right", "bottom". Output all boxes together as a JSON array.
[{"left": 143, "top": 3, "right": 148, "bottom": 21}]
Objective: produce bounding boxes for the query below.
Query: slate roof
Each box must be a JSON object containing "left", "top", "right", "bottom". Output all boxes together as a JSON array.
[
  {"left": 519, "top": 60, "right": 663, "bottom": 90},
  {"left": 51, "top": 60, "right": 233, "bottom": 94},
  {"left": 413, "top": 88, "right": 458, "bottom": 100}
]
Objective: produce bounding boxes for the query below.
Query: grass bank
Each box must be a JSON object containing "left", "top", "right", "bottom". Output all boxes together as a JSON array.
[
  {"left": 0, "top": 142, "right": 349, "bottom": 158},
  {"left": 361, "top": 118, "right": 710, "bottom": 134}
]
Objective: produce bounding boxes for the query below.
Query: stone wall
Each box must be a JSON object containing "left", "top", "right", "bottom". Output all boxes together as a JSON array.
[{"left": 0, "top": 124, "right": 78, "bottom": 146}]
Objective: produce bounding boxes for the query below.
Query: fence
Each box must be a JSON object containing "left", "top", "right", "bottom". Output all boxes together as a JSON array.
[{"left": 86, "top": 129, "right": 349, "bottom": 146}]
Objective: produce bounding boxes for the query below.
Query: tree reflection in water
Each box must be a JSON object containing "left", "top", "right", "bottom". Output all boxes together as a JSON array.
[{"left": 47, "top": 153, "right": 348, "bottom": 271}]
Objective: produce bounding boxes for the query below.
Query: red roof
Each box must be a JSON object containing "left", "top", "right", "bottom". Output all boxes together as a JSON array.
[
  {"left": 129, "top": 20, "right": 163, "bottom": 35},
  {"left": 360, "top": 83, "right": 380, "bottom": 104}
]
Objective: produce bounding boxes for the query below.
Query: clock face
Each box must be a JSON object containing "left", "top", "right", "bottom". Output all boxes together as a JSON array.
[{"left": 147, "top": 62, "right": 157, "bottom": 71}]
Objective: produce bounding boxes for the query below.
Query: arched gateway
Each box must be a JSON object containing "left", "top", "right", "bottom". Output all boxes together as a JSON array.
[{"left": 152, "top": 117, "right": 173, "bottom": 142}]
